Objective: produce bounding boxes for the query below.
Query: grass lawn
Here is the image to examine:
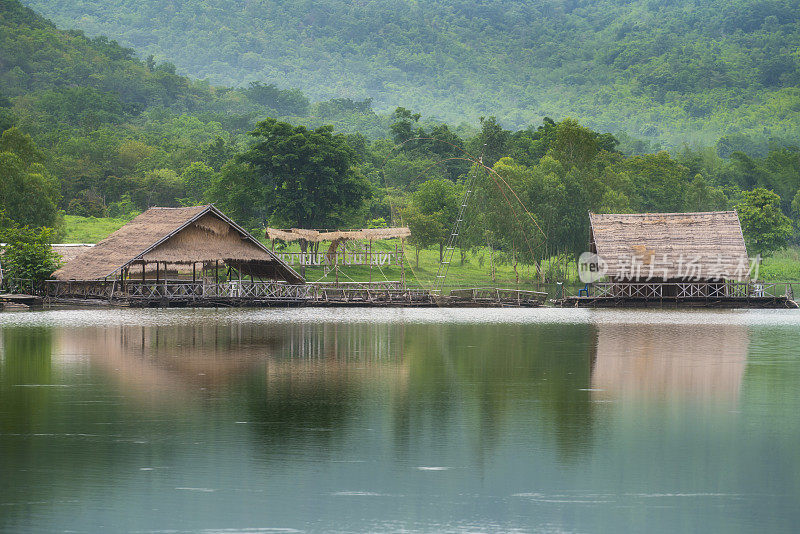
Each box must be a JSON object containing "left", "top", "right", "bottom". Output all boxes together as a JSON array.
[
  {"left": 259, "top": 239, "right": 569, "bottom": 289},
  {"left": 62, "top": 215, "right": 129, "bottom": 243},
  {"left": 759, "top": 247, "right": 800, "bottom": 281}
]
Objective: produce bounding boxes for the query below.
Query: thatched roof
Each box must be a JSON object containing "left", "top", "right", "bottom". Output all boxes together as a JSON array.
[
  {"left": 53, "top": 205, "right": 304, "bottom": 283},
  {"left": 52, "top": 244, "right": 94, "bottom": 264},
  {"left": 266, "top": 227, "right": 411, "bottom": 243},
  {"left": 589, "top": 211, "right": 749, "bottom": 281}
]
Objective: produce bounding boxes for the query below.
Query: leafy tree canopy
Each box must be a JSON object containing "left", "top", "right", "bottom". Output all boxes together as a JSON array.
[
  {"left": 737, "top": 187, "right": 794, "bottom": 256},
  {"left": 235, "top": 118, "right": 370, "bottom": 229}
]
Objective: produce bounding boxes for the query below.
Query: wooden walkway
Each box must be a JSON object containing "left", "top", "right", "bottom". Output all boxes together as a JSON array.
[
  {"left": 43, "top": 281, "right": 548, "bottom": 308},
  {"left": 558, "top": 296, "right": 798, "bottom": 308},
  {"left": 0, "top": 293, "right": 43, "bottom": 306}
]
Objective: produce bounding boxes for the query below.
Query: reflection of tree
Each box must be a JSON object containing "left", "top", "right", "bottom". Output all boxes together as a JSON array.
[
  {"left": 0, "top": 327, "right": 57, "bottom": 524},
  {"left": 0, "top": 327, "right": 54, "bottom": 434},
  {"left": 393, "top": 323, "right": 597, "bottom": 464},
  {"left": 242, "top": 322, "right": 408, "bottom": 452}
]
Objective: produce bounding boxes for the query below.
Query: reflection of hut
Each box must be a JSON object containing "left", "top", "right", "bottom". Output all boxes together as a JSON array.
[
  {"left": 53, "top": 321, "right": 408, "bottom": 405},
  {"left": 589, "top": 211, "right": 750, "bottom": 298},
  {"left": 591, "top": 324, "right": 748, "bottom": 403},
  {"left": 53, "top": 205, "right": 302, "bottom": 284}
]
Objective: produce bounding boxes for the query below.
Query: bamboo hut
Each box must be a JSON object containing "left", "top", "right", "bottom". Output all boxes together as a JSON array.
[
  {"left": 587, "top": 211, "right": 752, "bottom": 299},
  {"left": 53, "top": 205, "right": 304, "bottom": 286}
]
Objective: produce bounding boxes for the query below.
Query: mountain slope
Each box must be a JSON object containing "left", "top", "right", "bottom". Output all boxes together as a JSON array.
[{"left": 19, "top": 0, "right": 800, "bottom": 145}]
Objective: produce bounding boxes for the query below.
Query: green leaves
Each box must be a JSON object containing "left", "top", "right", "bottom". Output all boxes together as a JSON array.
[
  {"left": 231, "top": 118, "right": 369, "bottom": 229},
  {"left": 0, "top": 213, "right": 61, "bottom": 289},
  {"left": 736, "top": 187, "right": 793, "bottom": 257},
  {"left": 0, "top": 128, "right": 60, "bottom": 229}
]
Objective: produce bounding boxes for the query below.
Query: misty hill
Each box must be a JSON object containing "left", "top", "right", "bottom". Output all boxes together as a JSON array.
[{"left": 19, "top": 0, "right": 800, "bottom": 146}]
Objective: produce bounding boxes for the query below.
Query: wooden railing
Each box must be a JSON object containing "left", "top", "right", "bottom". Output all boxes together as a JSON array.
[
  {"left": 45, "top": 280, "right": 430, "bottom": 303},
  {"left": 44, "top": 279, "right": 551, "bottom": 306},
  {"left": 584, "top": 281, "right": 793, "bottom": 299},
  {"left": 449, "top": 287, "right": 548, "bottom": 305}
]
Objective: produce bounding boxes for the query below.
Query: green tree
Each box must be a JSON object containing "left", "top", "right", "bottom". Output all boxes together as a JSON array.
[
  {"left": 403, "top": 206, "right": 444, "bottom": 268},
  {"left": 237, "top": 118, "right": 370, "bottom": 229},
  {"left": 132, "top": 168, "right": 184, "bottom": 208},
  {"left": 408, "top": 178, "right": 461, "bottom": 262},
  {"left": 609, "top": 152, "right": 689, "bottom": 213},
  {"left": 736, "top": 188, "right": 793, "bottom": 257},
  {"left": 180, "top": 161, "right": 215, "bottom": 204},
  {"left": 548, "top": 118, "right": 600, "bottom": 169},
  {"left": 0, "top": 129, "right": 61, "bottom": 229},
  {"left": 208, "top": 162, "right": 268, "bottom": 229},
  {"left": 683, "top": 174, "right": 727, "bottom": 212},
  {"left": 467, "top": 116, "right": 509, "bottom": 168},
  {"left": 389, "top": 107, "right": 422, "bottom": 145},
  {"left": 0, "top": 213, "right": 61, "bottom": 291}
]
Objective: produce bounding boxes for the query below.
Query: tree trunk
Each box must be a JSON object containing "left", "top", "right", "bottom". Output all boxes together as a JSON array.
[
  {"left": 415, "top": 247, "right": 420, "bottom": 268},
  {"left": 439, "top": 242, "right": 443, "bottom": 263},
  {"left": 512, "top": 254, "right": 519, "bottom": 285},
  {"left": 299, "top": 240, "right": 308, "bottom": 278},
  {"left": 489, "top": 242, "right": 495, "bottom": 282}
]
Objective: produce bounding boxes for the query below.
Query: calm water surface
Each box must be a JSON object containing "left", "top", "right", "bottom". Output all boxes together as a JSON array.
[{"left": 1, "top": 307, "right": 799, "bottom": 533}]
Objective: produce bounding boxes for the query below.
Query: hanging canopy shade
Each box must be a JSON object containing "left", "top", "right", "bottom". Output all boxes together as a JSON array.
[{"left": 266, "top": 227, "right": 411, "bottom": 243}]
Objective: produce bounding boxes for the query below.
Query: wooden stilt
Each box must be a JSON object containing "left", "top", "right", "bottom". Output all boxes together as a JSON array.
[{"left": 400, "top": 239, "right": 405, "bottom": 288}]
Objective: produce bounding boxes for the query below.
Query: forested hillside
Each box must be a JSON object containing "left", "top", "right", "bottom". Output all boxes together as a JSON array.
[
  {"left": 2, "top": 0, "right": 800, "bottom": 284},
  {"left": 21, "top": 0, "right": 800, "bottom": 147}
]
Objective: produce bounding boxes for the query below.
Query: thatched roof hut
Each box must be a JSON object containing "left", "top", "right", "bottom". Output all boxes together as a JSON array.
[
  {"left": 589, "top": 211, "right": 750, "bottom": 281},
  {"left": 53, "top": 205, "right": 304, "bottom": 283}
]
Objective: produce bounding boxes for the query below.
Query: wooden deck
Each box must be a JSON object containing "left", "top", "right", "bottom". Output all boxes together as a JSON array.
[
  {"left": 556, "top": 281, "right": 798, "bottom": 308},
  {"left": 0, "top": 293, "right": 44, "bottom": 306},
  {"left": 43, "top": 280, "right": 548, "bottom": 308}
]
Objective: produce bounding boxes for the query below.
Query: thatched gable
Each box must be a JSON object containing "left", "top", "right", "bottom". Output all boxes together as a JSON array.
[
  {"left": 589, "top": 211, "right": 750, "bottom": 281},
  {"left": 53, "top": 205, "right": 304, "bottom": 283}
]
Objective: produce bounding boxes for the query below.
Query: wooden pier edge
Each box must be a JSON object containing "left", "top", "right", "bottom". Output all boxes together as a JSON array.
[
  {"left": 554, "top": 296, "right": 799, "bottom": 309},
  {"left": 39, "top": 281, "right": 550, "bottom": 309}
]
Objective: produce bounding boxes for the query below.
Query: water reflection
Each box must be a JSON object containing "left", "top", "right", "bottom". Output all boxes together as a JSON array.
[
  {"left": 591, "top": 323, "right": 748, "bottom": 404},
  {"left": 392, "top": 323, "right": 597, "bottom": 463},
  {"left": 39, "top": 320, "right": 598, "bottom": 462},
  {"left": 0, "top": 327, "right": 54, "bottom": 435},
  {"left": 3, "top": 310, "right": 800, "bottom": 533}
]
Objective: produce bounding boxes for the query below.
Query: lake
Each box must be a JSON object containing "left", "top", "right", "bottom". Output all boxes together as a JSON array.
[{"left": 1, "top": 308, "right": 799, "bottom": 533}]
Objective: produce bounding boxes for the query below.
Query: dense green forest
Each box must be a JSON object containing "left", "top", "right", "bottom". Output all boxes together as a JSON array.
[
  {"left": 19, "top": 0, "right": 800, "bottom": 148},
  {"left": 2, "top": 0, "right": 800, "bottom": 286}
]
